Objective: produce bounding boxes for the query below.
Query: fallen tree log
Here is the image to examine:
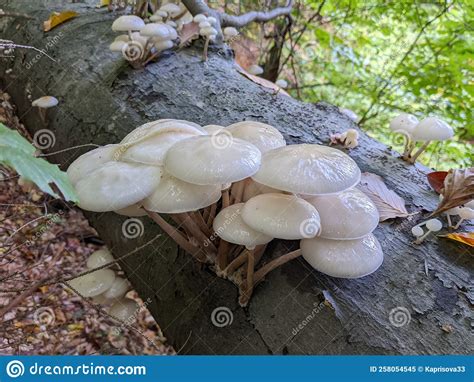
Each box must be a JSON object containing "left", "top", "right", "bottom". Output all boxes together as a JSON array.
[{"left": 1, "top": 0, "right": 472, "bottom": 355}]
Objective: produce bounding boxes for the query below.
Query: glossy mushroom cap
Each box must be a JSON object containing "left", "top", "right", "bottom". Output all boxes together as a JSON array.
[
  {"left": 213, "top": 204, "right": 272, "bottom": 249},
  {"left": 109, "top": 40, "right": 127, "bottom": 52},
  {"left": 275, "top": 79, "right": 288, "bottom": 89},
  {"left": 223, "top": 27, "right": 239, "bottom": 38},
  {"left": 301, "top": 234, "right": 383, "bottom": 278},
  {"left": 32, "top": 96, "right": 58, "bottom": 108},
  {"left": 109, "top": 298, "right": 139, "bottom": 322},
  {"left": 102, "top": 277, "right": 130, "bottom": 299},
  {"left": 248, "top": 64, "right": 263, "bottom": 75},
  {"left": 339, "top": 108, "right": 358, "bottom": 122},
  {"left": 252, "top": 144, "right": 361, "bottom": 195},
  {"left": 112, "top": 15, "right": 145, "bottom": 32},
  {"left": 203, "top": 124, "right": 225, "bottom": 134},
  {"left": 412, "top": 117, "right": 454, "bottom": 141},
  {"left": 68, "top": 269, "right": 116, "bottom": 297},
  {"left": 226, "top": 121, "right": 286, "bottom": 153},
  {"left": 143, "top": 172, "right": 221, "bottom": 213},
  {"left": 139, "top": 23, "right": 172, "bottom": 39},
  {"left": 86, "top": 249, "right": 114, "bottom": 269},
  {"left": 242, "top": 193, "right": 321, "bottom": 240},
  {"left": 164, "top": 135, "right": 261, "bottom": 185},
  {"left": 305, "top": 188, "right": 379, "bottom": 239},
  {"left": 389, "top": 113, "right": 419, "bottom": 134},
  {"left": 67, "top": 144, "right": 121, "bottom": 185},
  {"left": 160, "top": 3, "right": 181, "bottom": 16},
  {"left": 75, "top": 162, "right": 162, "bottom": 212}
]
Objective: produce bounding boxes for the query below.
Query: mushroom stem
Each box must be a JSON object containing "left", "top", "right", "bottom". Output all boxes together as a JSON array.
[
  {"left": 217, "top": 239, "right": 230, "bottom": 271},
  {"left": 231, "top": 180, "right": 245, "bottom": 204},
  {"left": 206, "top": 203, "right": 217, "bottom": 228},
  {"left": 202, "top": 36, "right": 210, "bottom": 61},
  {"left": 145, "top": 210, "right": 206, "bottom": 262},
  {"left": 446, "top": 214, "right": 453, "bottom": 228},
  {"left": 254, "top": 243, "right": 267, "bottom": 264},
  {"left": 238, "top": 249, "right": 255, "bottom": 307},
  {"left": 192, "top": 211, "right": 212, "bottom": 237},
  {"left": 409, "top": 141, "right": 431, "bottom": 164},
  {"left": 202, "top": 206, "right": 210, "bottom": 222},
  {"left": 414, "top": 230, "right": 431, "bottom": 244},
  {"left": 143, "top": 50, "right": 161, "bottom": 66},
  {"left": 453, "top": 218, "right": 464, "bottom": 230},
  {"left": 222, "top": 248, "right": 248, "bottom": 277},
  {"left": 38, "top": 108, "right": 46, "bottom": 124},
  {"left": 253, "top": 249, "right": 302, "bottom": 286},
  {"left": 174, "top": 213, "right": 217, "bottom": 256},
  {"left": 222, "top": 188, "right": 230, "bottom": 209}
]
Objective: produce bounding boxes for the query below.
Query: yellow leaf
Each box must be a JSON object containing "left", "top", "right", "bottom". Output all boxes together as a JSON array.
[
  {"left": 43, "top": 11, "right": 79, "bottom": 32},
  {"left": 39, "top": 286, "right": 49, "bottom": 293},
  {"left": 439, "top": 232, "right": 474, "bottom": 248},
  {"left": 97, "top": 0, "right": 110, "bottom": 8},
  {"left": 68, "top": 323, "right": 84, "bottom": 331}
]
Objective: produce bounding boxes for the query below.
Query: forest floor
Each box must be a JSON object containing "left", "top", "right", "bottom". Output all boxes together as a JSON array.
[{"left": 0, "top": 90, "right": 171, "bottom": 355}]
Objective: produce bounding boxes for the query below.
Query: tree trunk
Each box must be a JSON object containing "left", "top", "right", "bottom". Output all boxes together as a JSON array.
[{"left": 1, "top": 0, "right": 472, "bottom": 355}]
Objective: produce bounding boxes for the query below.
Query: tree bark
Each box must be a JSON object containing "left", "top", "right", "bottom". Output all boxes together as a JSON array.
[{"left": 0, "top": 0, "right": 472, "bottom": 355}]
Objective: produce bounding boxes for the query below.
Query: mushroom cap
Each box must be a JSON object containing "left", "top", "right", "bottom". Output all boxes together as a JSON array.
[
  {"left": 114, "top": 203, "right": 147, "bottom": 217},
  {"left": 103, "top": 277, "right": 130, "bottom": 299},
  {"left": 213, "top": 203, "right": 273, "bottom": 248},
  {"left": 130, "top": 31, "right": 148, "bottom": 47},
  {"left": 200, "top": 26, "right": 217, "bottom": 37},
  {"left": 150, "top": 14, "right": 163, "bottom": 22},
  {"left": 193, "top": 14, "right": 207, "bottom": 23},
  {"left": 86, "top": 249, "right": 114, "bottom": 269},
  {"left": 199, "top": 21, "right": 211, "bottom": 28},
  {"left": 114, "top": 34, "right": 129, "bottom": 42},
  {"left": 275, "top": 79, "right": 288, "bottom": 88},
  {"left": 223, "top": 27, "right": 239, "bottom": 38},
  {"left": 458, "top": 207, "right": 474, "bottom": 220},
  {"left": 252, "top": 144, "right": 361, "bottom": 195},
  {"left": 139, "top": 23, "right": 171, "bottom": 38},
  {"left": 75, "top": 162, "right": 162, "bottom": 212},
  {"left": 305, "top": 188, "right": 379, "bottom": 239},
  {"left": 143, "top": 172, "right": 221, "bottom": 213},
  {"left": 154, "top": 39, "right": 174, "bottom": 51},
  {"left": 248, "top": 64, "right": 263, "bottom": 75},
  {"left": 225, "top": 121, "right": 286, "bottom": 153},
  {"left": 68, "top": 269, "right": 116, "bottom": 297},
  {"left": 32, "top": 96, "right": 58, "bottom": 108},
  {"left": 339, "top": 108, "right": 358, "bottom": 122},
  {"left": 164, "top": 135, "right": 261, "bottom": 185},
  {"left": 242, "top": 193, "right": 321, "bottom": 240},
  {"left": 160, "top": 3, "right": 181, "bottom": 15},
  {"left": 67, "top": 144, "right": 121, "bottom": 186},
  {"left": 412, "top": 117, "right": 454, "bottom": 141},
  {"left": 389, "top": 113, "right": 419, "bottom": 134},
  {"left": 233, "top": 178, "right": 284, "bottom": 202},
  {"left": 109, "top": 298, "right": 139, "bottom": 322},
  {"left": 109, "top": 40, "right": 127, "bottom": 52},
  {"left": 112, "top": 15, "right": 145, "bottom": 32},
  {"left": 301, "top": 234, "right": 383, "bottom": 278}
]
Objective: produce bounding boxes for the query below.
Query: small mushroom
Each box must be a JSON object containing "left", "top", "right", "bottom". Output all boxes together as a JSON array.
[
  {"left": 109, "top": 40, "right": 127, "bottom": 52},
  {"left": 252, "top": 144, "right": 361, "bottom": 195},
  {"left": 102, "top": 277, "right": 130, "bottom": 300},
  {"left": 413, "top": 218, "right": 443, "bottom": 244},
  {"left": 225, "top": 121, "right": 286, "bottom": 153},
  {"left": 193, "top": 14, "right": 207, "bottom": 23},
  {"left": 159, "top": 3, "right": 181, "bottom": 17},
  {"left": 330, "top": 128, "right": 359, "bottom": 149},
  {"left": 409, "top": 117, "right": 454, "bottom": 163},
  {"left": 305, "top": 188, "right": 379, "bottom": 240},
  {"left": 301, "top": 234, "right": 383, "bottom": 278},
  {"left": 241, "top": 193, "right": 321, "bottom": 240},
  {"left": 112, "top": 15, "right": 145, "bottom": 41},
  {"left": 31, "top": 96, "right": 58, "bottom": 123},
  {"left": 213, "top": 203, "right": 273, "bottom": 249},
  {"left": 109, "top": 298, "right": 139, "bottom": 322},
  {"left": 86, "top": 249, "right": 114, "bottom": 269},
  {"left": 453, "top": 207, "right": 474, "bottom": 229},
  {"left": 248, "top": 64, "right": 264, "bottom": 76},
  {"left": 275, "top": 79, "right": 288, "bottom": 89},
  {"left": 68, "top": 269, "right": 116, "bottom": 297},
  {"left": 164, "top": 135, "right": 261, "bottom": 185},
  {"left": 339, "top": 108, "right": 358, "bottom": 122},
  {"left": 223, "top": 27, "right": 239, "bottom": 40},
  {"left": 389, "top": 113, "right": 419, "bottom": 159}
]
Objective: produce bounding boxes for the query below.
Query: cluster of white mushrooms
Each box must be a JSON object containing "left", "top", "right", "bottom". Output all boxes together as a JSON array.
[
  {"left": 68, "top": 249, "right": 139, "bottom": 323},
  {"left": 67, "top": 119, "right": 383, "bottom": 306},
  {"left": 390, "top": 114, "right": 454, "bottom": 163}
]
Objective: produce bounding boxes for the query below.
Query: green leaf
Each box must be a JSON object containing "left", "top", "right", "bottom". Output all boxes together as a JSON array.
[{"left": 0, "top": 124, "right": 78, "bottom": 202}]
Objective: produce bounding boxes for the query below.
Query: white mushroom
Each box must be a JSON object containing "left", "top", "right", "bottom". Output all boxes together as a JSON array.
[
  {"left": 409, "top": 117, "right": 454, "bottom": 163},
  {"left": 109, "top": 40, "right": 127, "bottom": 52},
  {"left": 164, "top": 135, "right": 261, "bottom": 185},
  {"left": 86, "top": 249, "right": 114, "bottom": 269},
  {"left": 301, "top": 234, "right": 383, "bottom": 278},
  {"left": 413, "top": 218, "right": 443, "bottom": 244},
  {"left": 74, "top": 162, "right": 162, "bottom": 212},
  {"left": 225, "top": 121, "right": 286, "bottom": 153},
  {"left": 32, "top": 96, "right": 58, "bottom": 109},
  {"left": 453, "top": 207, "right": 474, "bottom": 229},
  {"left": 193, "top": 14, "right": 207, "bottom": 23},
  {"left": 242, "top": 193, "right": 321, "bottom": 240},
  {"left": 305, "top": 188, "right": 379, "bottom": 239},
  {"left": 248, "top": 64, "right": 263, "bottom": 75},
  {"left": 102, "top": 277, "right": 130, "bottom": 300},
  {"left": 213, "top": 203, "right": 273, "bottom": 249},
  {"left": 68, "top": 269, "right": 116, "bottom": 297},
  {"left": 252, "top": 144, "right": 361, "bottom": 195},
  {"left": 112, "top": 15, "right": 145, "bottom": 40},
  {"left": 339, "top": 108, "right": 358, "bottom": 122},
  {"left": 223, "top": 27, "right": 239, "bottom": 40},
  {"left": 109, "top": 298, "right": 139, "bottom": 322},
  {"left": 159, "top": 3, "right": 181, "bottom": 17},
  {"left": 275, "top": 79, "right": 288, "bottom": 89},
  {"left": 143, "top": 172, "right": 222, "bottom": 213}
]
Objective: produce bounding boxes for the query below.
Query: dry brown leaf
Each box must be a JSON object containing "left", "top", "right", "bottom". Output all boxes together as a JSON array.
[
  {"left": 236, "top": 67, "right": 290, "bottom": 97},
  {"left": 438, "top": 232, "right": 474, "bottom": 248},
  {"left": 178, "top": 22, "right": 199, "bottom": 48},
  {"left": 431, "top": 168, "right": 474, "bottom": 216},
  {"left": 43, "top": 11, "right": 78, "bottom": 32},
  {"left": 230, "top": 36, "right": 259, "bottom": 69},
  {"left": 357, "top": 172, "right": 409, "bottom": 221}
]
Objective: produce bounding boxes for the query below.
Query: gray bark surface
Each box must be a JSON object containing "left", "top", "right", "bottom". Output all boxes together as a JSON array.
[{"left": 1, "top": 0, "right": 472, "bottom": 355}]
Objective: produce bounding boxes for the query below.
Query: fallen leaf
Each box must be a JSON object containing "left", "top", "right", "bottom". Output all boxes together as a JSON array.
[
  {"left": 431, "top": 168, "right": 474, "bottom": 216},
  {"left": 43, "top": 11, "right": 78, "bottom": 32},
  {"left": 438, "top": 232, "right": 474, "bottom": 248},
  {"left": 357, "top": 172, "right": 409, "bottom": 221},
  {"left": 178, "top": 22, "right": 199, "bottom": 48},
  {"left": 231, "top": 36, "right": 259, "bottom": 69},
  {"left": 236, "top": 67, "right": 290, "bottom": 97},
  {"left": 427, "top": 171, "right": 448, "bottom": 194}
]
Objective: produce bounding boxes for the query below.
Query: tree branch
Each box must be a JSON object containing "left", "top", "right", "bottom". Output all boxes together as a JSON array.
[{"left": 221, "top": 0, "right": 294, "bottom": 28}]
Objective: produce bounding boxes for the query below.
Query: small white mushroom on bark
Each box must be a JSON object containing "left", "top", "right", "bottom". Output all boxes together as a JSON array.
[
  {"left": 159, "top": 3, "right": 181, "bottom": 17},
  {"left": 111, "top": 15, "right": 145, "bottom": 41},
  {"left": 453, "top": 207, "right": 474, "bottom": 229},
  {"left": 86, "top": 249, "right": 114, "bottom": 269},
  {"left": 102, "top": 277, "right": 130, "bottom": 300},
  {"left": 109, "top": 298, "right": 139, "bottom": 322},
  {"left": 413, "top": 218, "right": 443, "bottom": 244},
  {"left": 248, "top": 64, "right": 264, "bottom": 75},
  {"left": 275, "top": 79, "right": 288, "bottom": 89},
  {"left": 389, "top": 113, "right": 419, "bottom": 159},
  {"left": 223, "top": 27, "right": 239, "bottom": 40},
  {"left": 32, "top": 96, "right": 58, "bottom": 122},
  {"left": 193, "top": 14, "right": 207, "bottom": 23},
  {"left": 68, "top": 269, "right": 116, "bottom": 297},
  {"left": 339, "top": 108, "right": 358, "bottom": 122},
  {"left": 329, "top": 128, "right": 359, "bottom": 148},
  {"left": 109, "top": 40, "right": 127, "bottom": 52},
  {"left": 225, "top": 121, "right": 286, "bottom": 153}
]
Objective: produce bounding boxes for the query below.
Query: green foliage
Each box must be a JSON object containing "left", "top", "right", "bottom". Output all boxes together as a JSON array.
[
  {"left": 0, "top": 123, "right": 78, "bottom": 202},
  {"left": 286, "top": 0, "right": 473, "bottom": 169}
]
